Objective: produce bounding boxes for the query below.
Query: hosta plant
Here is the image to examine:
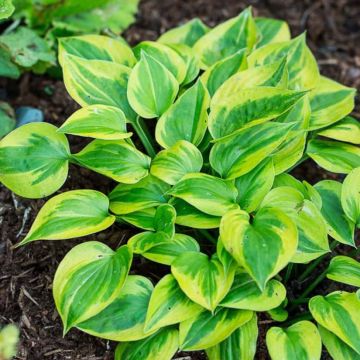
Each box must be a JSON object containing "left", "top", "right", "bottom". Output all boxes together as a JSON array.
[{"left": 1, "top": 7, "right": 360, "bottom": 359}]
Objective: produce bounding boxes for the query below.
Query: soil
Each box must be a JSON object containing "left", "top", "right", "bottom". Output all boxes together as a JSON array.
[{"left": 0, "top": 0, "right": 359, "bottom": 359}]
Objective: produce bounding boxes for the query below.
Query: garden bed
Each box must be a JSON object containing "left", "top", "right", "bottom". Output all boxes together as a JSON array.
[{"left": 0, "top": 0, "right": 359, "bottom": 359}]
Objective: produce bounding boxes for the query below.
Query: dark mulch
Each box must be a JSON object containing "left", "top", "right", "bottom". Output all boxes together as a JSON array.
[{"left": 0, "top": 0, "right": 359, "bottom": 359}]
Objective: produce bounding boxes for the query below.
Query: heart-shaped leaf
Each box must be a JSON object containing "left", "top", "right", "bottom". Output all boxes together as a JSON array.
[
  {"left": 53, "top": 242, "right": 132, "bottom": 333},
  {"left": 342, "top": 167, "right": 360, "bottom": 227},
  {"left": 327, "top": 256, "right": 360, "bottom": 288},
  {"left": 220, "top": 208, "right": 297, "bottom": 290},
  {"left": 172, "top": 251, "right": 236, "bottom": 311}
]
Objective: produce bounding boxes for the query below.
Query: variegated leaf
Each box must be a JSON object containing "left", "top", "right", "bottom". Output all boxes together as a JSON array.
[
  {"left": 170, "top": 198, "right": 221, "bottom": 229},
  {"left": 144, "top": 274, "right": 204, "bottom": 333},
  {"left": 248, "top": 33, "right": 319, "bottom": 90},
  {"left": 206, "top": 313, "right": 258, "bottom": 360},
  {"left": 61, "top": 54, "right": 135, "bottom": 122},
  {"left": 158, "top": 18, "right": 209, "bottom": 47},
  {"left": 260, "top": 187, "right": 329, "bottom": 263},
  {"left": 318, "top": 116, "right": 360, "bottom": 145},
  {"left": 179, "top": 307, "right": 253, "bottom": 351},
  {"left": 342, "top": 167, "right": 360, "bottom": 226},
  {"left": 307, "top": 139, "right": 360, "bottom": 174},
  {"left": 77, "top": 275, "right": 154, "bottom": 341},
  {"left": 193, "top": 7, "right": 257, "bottom": 69},
  {"left": 327, "top": 256, "right": 360, "bottom": 287},
  {"left": 208, "top": 87, "right": 305, "bottom": 139},
  {"left": 172, "top": 251, "right": 236, "bottom": 311},
  {"left": 318, "top": 325, "right": 360, "bottom": 360},
  {"left": 150, "top": 140, "right": 203, "bottom": 185},
  {"left": 58, "top": 105, "right": 132, "bottom": 140},
  {"left": 133, "top": 41, "right": 187, "bottom": 83},
  {"left": 168, "top": 173, "right": 239, "bottom": 216},
  {"left": 235, "top": 159, "right": 275, "bottom": 213},
  {"left": 72, "top": 139, "right": 150, "bottom": 183},
  {"left": 115, "top": 328, "right": 179, "bottom": 360},
  {"left": 314, "top": 180, "right": 355, "bottom": 246},
  {"left": 58, "top": 35, "right": 136, "bottom": 67},
  {"left": 142, "top": 233, "right": 200, "bottom": 265},
  {"left": 109, "top": 175, "right": 170, "bottom": 215},
  {"left": 155, "top": 80, "right": 210, "bottom": 148},
  {"left": 210, "top": 122, "right": 293, "bottom": 179},
  {"left": 20, "top": 190, "right": 115, "bottom": 245},
  {"left": 0, "top": 123, "right": 70, "bottom": 198},
  {"left": 53, "top": 242, "right": 132, "bottom": 332},
  {"left": 127, "top": 51, "right": 178, "bottom": 119},
  {"left": 212, "top": 57, "right": 288, "bottom": 106},
  {"left": 220, "top": 271, "right": 286, "bottom": 311},
  {"left": 117, "top": 208, "right": 156, "bottom": 231},
  {"left": 310, "top": 291, "right": 360, "bottom": 354},
  {"left": 220, "top": 208, "right": 298, "bottom": 290},
  {"left": 266, "top": 321, "right": 322, "bottom": 360},
  {"left": 255, "top": 17, "right": 291, "bottom": 47},
  {"left": 309, "top": 76, "right": 356, "bottom": 130},
  {"left": 201, "top": 49, "right": 247, "bottom": 96}
]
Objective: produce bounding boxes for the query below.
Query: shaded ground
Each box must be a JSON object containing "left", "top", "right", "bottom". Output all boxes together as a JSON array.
[{"left": 0, "top": 0, "right": 359, "bottom": 359}]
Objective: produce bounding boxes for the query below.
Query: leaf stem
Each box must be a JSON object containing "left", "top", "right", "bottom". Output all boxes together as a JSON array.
[
  {"left": 283, "top": 311, "right": 313, "bottom": 327},
  {"left": 284, "top": 263, "right": 294, "bottom": 283},
  {"left": 197, "top": 229, "right": 217, "bottom": 244},
  {"left": 132, "top": 117, "right": 157, "bottom": 158}
]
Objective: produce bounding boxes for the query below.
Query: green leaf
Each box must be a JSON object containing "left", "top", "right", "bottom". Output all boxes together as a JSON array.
[
  {"left": 260, "top": 187, "right": 329, "bottom": 263},
  {"left": 342, "top": 167, "right": 360, "bottom": 226},
  {"left": 327, "top": 256, "right": 360, "bottom": 287},
  {"left": 170, "top": 198, "right": 221, "bottom": 229},
  {"left": 168, "top": 173, "right": 239, "bottom": 216},
  {"left": 0, "top": 123, "right": 70, "bottom": 198},
  {"left": 255, "top": 17, "right": 291, "bottom": 47},
  {"left": 220, "top": 271, "right": 286, "bottom": 311},
  {"left": 53, "top": 241, "right": 132, "bottom": 333},
  {"left": 0, "top": 48, "right": 20, "bottom": 79},
  {"left": 0, "top": 102, "right": 16, "bottom": 138},
  {"left": 307, "top": 139, "right": 360, "bottom": 174},
  {"left": 58, "top": 105, "right": 132, "bottom": 140},
  {"left": 266, "top": 321, "right": 322, "bottom": 360},
  {"left": 211, "top": 57, "right": 288, "bottom": 106},
  {"left": 0, "top": 0, "right": 15, "bottom": 19},
  {"left": 235, "top": 159, "right": 275, "bottom": 213},
  {"left": 314, "top": 180, "right": 355, "bottom": 246},
  {"left": 128, "top": 231, "right": 171, "bottom": 255},
  {"left": 144, "top": 274, "right": 204, "bottom": 333},
  {"left": 172, "top": 251, "right": 236, "bottom": 311},
  {"left": 248, "top": 33, "right": 319, "bottom": 90},
  {"left": 309, "top": 291, "right": 360, "bottom": 354},
  {"left": 0, "top": 27, "right": 55, "bottom": 69},
  {"left": 109, "top": 175, "right": 170, "bottom": 215},
  {"left": 193, "top": 7, "right": 257, "bottom": 69},
  {"left": 77, "top": 275, "right": 154, "bottom": 341},
  {"left": 150, "top": 140, "right": 203, "bottom": 185},
  {"left": 210, "top": 122, "right": 293, "bottom": 179},
  {"left": 318, "top": 325, "right": 360, "bottom": 360},
  {"left": 220, "top": 208, "right": 298, "bottom": 290},
  {"left": 72, "top": 139, "right": 150, "bottom": 183},
  {"left": 142, "top": 233, "right": 200, "bottom": 266},
  {"left": 155, "top": 80, "right": 210, "bottom": 148},
  {"left": 179, "top": 307, "right": 253, "bottom": 351},
  {"left": 206, "top": 313, "right": 258, "bottom": 360},
  {"left": 127, "top": 51, "right": 179, "bottom": 119},
  {"left": 0, "top": 324, "right": 19, "bottom": 360},
  {"left": 309, "top": 76, "right": 356, "bottom": 130},
  {"left": 208, "top": 87, "right": 305, "bottom": 139},
  {"left": 61, "top": 54, "right": 135, "bottom": 122},
  {"left": 20, "top": 190, "right": 115, "bottom": 245},
  {"left": 318, "top": 116, "right": 360, "bottom": 145},
  {"left": 118, "top": 208, "right": 156, "bottom": 231},
  {"left": 268, "top": 306, "right": 289, "bottom": 322},
  {"left": 158, "top": 18, "right": 209, "bottom": 47},
  {"left": 201, "top": 49, "right": 247, "bottom": 97},
  {"left": 58, "top": 35, "right": 136, "bottom": 67},
  {"left": 115, "top": 327, "right": 179, "bottom": 360},
  {"left": 134, "top": 41, "right": 187, "bottom": 83}
]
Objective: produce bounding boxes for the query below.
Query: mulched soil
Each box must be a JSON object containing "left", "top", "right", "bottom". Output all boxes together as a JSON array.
[{"left": 0, "top": 0, "right": 359, "bottom": 359}]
